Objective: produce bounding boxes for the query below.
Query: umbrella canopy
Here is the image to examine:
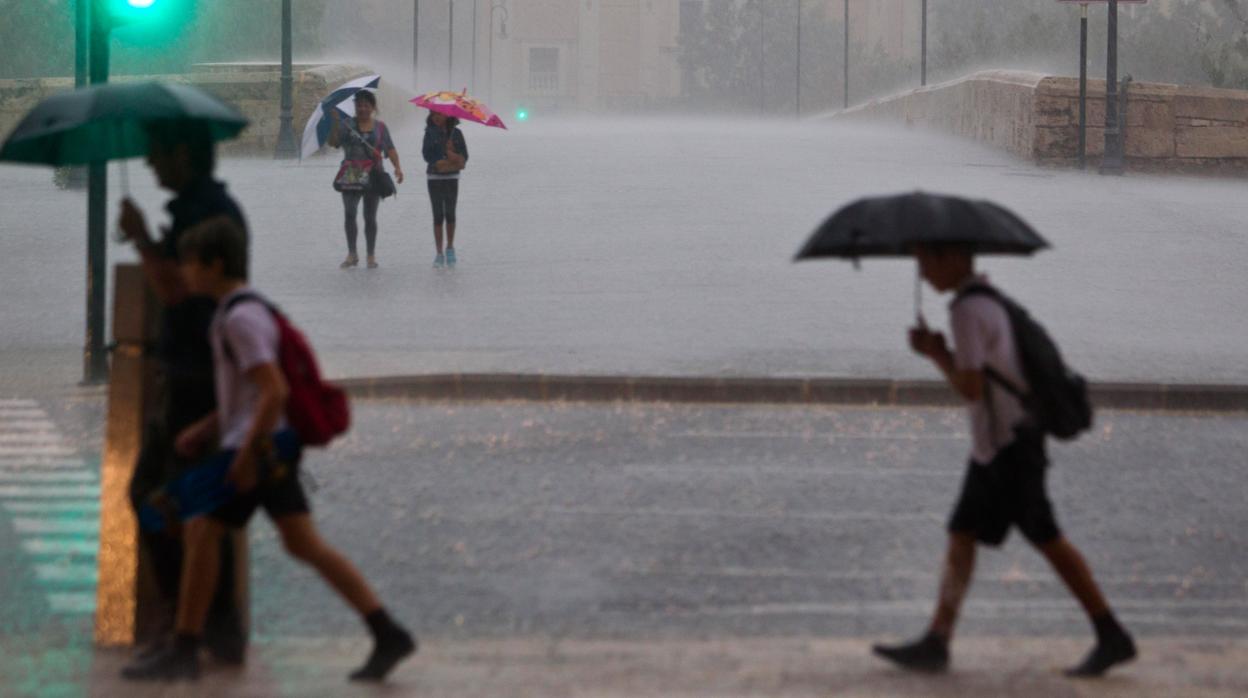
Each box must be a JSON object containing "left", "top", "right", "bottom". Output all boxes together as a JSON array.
[
  {"left": 795, "top": 192, "right": 1050, "bottom": 262},
  {"left": 300, "top": 74, "right": 381, "bottom": 159},
  {"left": 410, "top": 89, "right": 507, "bottom": 129},
  {"left": 0, "top": 81, "right": 248, "bottom": 166}
]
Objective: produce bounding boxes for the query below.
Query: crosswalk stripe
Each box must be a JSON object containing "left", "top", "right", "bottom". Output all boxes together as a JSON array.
[
  {"left": 0, "top": 471, "right": 97, "bottom": 483},
  {"left": 0, "top": 420, "right": 59, "bottom": 431},
  {"left": 0, "top": 434, "right": 70, "bottom": 445},
  {"left": 33, "top": 563, "right": 99, "bottom": 585},
  {"left": 0, "top": 485, "right": 100, "bottom": 499},
  {"left": 21, "top": 538, "right": 99, "bottom": 556},
  {"left": 14, "top": 518, "right": 100, "bottom": 535},
  {"left": 46, "top": 592, "right": 96, "bottom": 614},
  {"left": 3, "top": 500, "right": 100, "bottom": 514},
  {"left": 0, "top": 410, "right": 48, "bottom": 420},
  {"left": 0, "top": 457, "right": 88, "bottom": 469},
  {"left": 0, "top": 446, "right": 78, "bottom": 457},
  {"left": 0, "top": 399, "right": 39, "bottom": 408}
]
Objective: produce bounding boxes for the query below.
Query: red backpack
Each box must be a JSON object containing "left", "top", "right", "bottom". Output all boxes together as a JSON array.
[{"left": 223, "top": 293, "right": 350, "bottom": 447}]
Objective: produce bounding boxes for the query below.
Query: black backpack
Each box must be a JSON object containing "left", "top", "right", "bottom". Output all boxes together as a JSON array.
[{"left": 956, "top": 284, "right": 1093, "bottom": 441}]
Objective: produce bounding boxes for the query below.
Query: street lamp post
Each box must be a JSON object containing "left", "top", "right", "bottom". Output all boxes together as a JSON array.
[
  {"left": 274, "top": 0, "right": 298, "bottom": 159},
  {"left": 488, "top": 1, "right": 508, "bottom": 103},
  {"left": 85, "top": 0, "right": 112, "bottom": 383},
  {"left": 921, "top": 0, "right": 928, "bottom": 86},
  {"left": 796, "top": 0, "right": 801, "bottom": 116},
  {"left": 1101, "top": 0, "right": 1123, "bottom": 174},
  {"left": 843, "top": 0, "right": 849, "bottom": 109}
]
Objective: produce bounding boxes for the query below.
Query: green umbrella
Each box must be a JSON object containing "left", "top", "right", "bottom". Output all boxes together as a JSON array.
[{"left": 0, "top": 81, "right": 248, "bottom": 166}]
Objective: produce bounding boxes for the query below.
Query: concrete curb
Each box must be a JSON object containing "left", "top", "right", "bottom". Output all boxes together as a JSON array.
[{"left": 338, "top": 374, "right": 1248, "bottom": 412}]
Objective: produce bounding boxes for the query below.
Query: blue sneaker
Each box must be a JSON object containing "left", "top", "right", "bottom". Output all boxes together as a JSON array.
[
  {"left": 433, "top": 253, "right": 445, "bottom": 269},
  {"left": 445, "top": 248, "right": 457, "bottom": 267}
]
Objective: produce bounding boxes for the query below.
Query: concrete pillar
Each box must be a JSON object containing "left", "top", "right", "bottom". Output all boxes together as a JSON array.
[{"left": 95, "top": 264, "right": 248, "bottom": 646}]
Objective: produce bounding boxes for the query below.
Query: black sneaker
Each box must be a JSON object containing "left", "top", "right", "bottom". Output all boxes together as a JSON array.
[
  {"left": 872, "top": 634, "right": 950, "bottom": 673},
  {"left": 349, "top": 629, "right": 417, "bottom": 682},
  {"left": 120, "top": 645, "right": 200, "bottom": 682},
  {"left": 1065, "top": 631, "right": 1137, "bottom": 678}
]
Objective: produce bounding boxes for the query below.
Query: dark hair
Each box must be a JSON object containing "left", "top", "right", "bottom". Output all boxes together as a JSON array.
[
  {"left": 178, "top": 216, "right": 248, "bottom": 280},
  {"left": 354, "top": 90, "right": 378, "bottom": 109},
  {"left": 147, "top": 120, "right": 216, "bottom": 175},
  {"left": 426, "top": 113, "right": 460, "bottom": 130}
]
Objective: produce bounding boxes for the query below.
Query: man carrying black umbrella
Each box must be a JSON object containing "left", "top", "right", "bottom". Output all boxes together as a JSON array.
[
  {"left": 871, "top": 243, "right": 1136, "bottom": 678},
  {"left": 116, "top": 120, "right": 249, "bottom": 674}
]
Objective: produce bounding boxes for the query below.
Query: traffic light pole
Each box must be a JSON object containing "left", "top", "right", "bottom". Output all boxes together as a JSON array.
[
  {"left": 84, "top": 0, "right": 111, "bottom": 384},
  {"left": 1100, "top": 0, "right": 1124, "bottom": 174},
  {"left": 274, "top": 0, "right": 298, "bottom": 159}
]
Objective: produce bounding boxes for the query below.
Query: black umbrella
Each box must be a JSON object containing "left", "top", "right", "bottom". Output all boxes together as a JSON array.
[
  {"left": 794, "top": 192, "right": 1050, "bottom": 321},
  {"left": 794, "top": 191, "right": 1050, "bottom": 261}
]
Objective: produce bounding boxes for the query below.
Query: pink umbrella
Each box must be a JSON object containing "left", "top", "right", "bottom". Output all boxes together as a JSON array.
[{"left": 410, "top": 89, "right": 507, "bottom": 130}]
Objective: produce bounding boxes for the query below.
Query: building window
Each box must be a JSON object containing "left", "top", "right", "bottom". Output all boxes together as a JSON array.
[{"left": 528, "top": 47, "right": 560, "bottom": 93}]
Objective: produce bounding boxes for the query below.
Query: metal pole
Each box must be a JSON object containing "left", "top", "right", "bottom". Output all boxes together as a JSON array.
[
  {"left": 843, "top": 0, "right": 849, "bottom": 109},
  {"left": 419, "top": 0, "right": 424, "bottom": 88},
  {"left": 488, "top": 4, "right": 493, "bottom": 102},
  {"left": 75, "top": 0, "right": 89, "bottom": 88},
  {"left": 759, "top": 1, "right": 765, "bottom": 114},
  {"left": 85, "top": 4, "right": 111, "bottom": 384},
  {"left": 472, "top": 0, "right": 478, "bottom": 93},
  {"left": 274, "top": 0, "right": 298, "bottom": 159},
  {"left": 921, "top": 0, "right": 928, "bottom": 86},
  {"left": 449, "top": 0, "right": 454, "bottom": 87},
  {"left": 1078, "top": 3, "right": 1088, "bottom": 170},
  {"left": 796, "top": 0, "right": 801, "bottom": 116},
  {"left": 1101, "top": 0, "right": 1123, "bottom": 174}
]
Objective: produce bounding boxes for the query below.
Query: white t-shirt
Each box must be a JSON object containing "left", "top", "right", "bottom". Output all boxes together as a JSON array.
[
  {"left": 949, "top": 276, "right": 1030, "bottom": 464},
  {"left": 211, "top": 288, "right": 289, "bottom": 450}
]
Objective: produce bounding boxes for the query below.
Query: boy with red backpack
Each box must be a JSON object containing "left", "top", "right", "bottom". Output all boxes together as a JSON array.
[
  {"left": 872, "top": 243, "right": 1135, "bottom": 678},
  {"left": 123, "top": 216, "right": 415, "bottom": 683}
]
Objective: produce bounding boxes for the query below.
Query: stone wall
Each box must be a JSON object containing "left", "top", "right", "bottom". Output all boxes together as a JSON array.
[
  {"left": 829, "top": 70, "right": 1248, "bottom": 174},
  {"left": 0, "top": 63, "right": 375, "bottom": 157}
]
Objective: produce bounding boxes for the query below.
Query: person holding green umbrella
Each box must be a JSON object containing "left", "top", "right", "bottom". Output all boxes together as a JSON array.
[{"left": 2, "top": 82, "right": 253, "bottom": 673}]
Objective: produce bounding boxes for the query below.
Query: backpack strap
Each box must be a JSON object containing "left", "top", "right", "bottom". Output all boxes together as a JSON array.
[
  {"left": 952, "top": 283, "right": 1029, "bottom": 401},
  {"left": 220, "top": 292, "right": 278, "bottom": 366}
]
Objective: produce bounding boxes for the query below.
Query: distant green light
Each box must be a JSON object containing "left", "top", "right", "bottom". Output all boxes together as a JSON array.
[
  {"left": 515, "top": 109, "right": 529, "bottom": 122},
  {"left": 127, "top": 0, "right": 157, "bottom": 7}
]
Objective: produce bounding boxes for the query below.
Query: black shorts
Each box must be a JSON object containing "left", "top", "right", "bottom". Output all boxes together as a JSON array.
[
  {"left": 948, "top": 429, "right": 1061, "bottom": 547},
  {"left": 209, "top": 438, "right": 310, "bottom": 528},
  {"left": 427, "top": 178, "right": 459, "bottom": 225}
]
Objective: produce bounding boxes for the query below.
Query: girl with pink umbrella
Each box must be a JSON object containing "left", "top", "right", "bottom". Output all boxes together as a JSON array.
[{"left": 412, "top": 90, "right": 506, "bottom": 269}]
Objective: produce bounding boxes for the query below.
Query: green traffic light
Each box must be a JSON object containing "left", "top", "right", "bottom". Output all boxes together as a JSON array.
[
  {"left": 127, "top": 0, "right": 157, "bottom": 7},
  {"left": 516, "top": 109, "right": 529, "bottom": 122}
]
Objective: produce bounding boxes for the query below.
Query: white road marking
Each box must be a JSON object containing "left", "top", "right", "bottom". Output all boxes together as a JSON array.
[
  {"left": 33, "top": 563, "right": 98, "bottom": 585},
  {"left": 0, "top": 446, "right": 78, "bottom": 457},
  {"left": 0, "top": 471, "right": 97, "bottom": 483},
  {"left": 665, "top": 598, "right": 1248, "bottom": 618},
  {"left": 0, "top": 457, "right": 88, "bottom": 469},
  {"left": 543, "top": 506, "right": 936, "bottom": 523},
  {"left": 1, "top": 403, "right": 103, "bottom": 617},
  {"left": 20, "top": 538, "right": 99, "bottom": 556},
  {"left": 620, "top": 464, "right": 950, "bottom": 478},
  {"left": 0, "top": 420, "right": 59, "bottom": 431},
  {"left": 0, "top": 433, "right": 69, "bottom": 444},
  {"left": 46, "top": 592, "right": 96, "bottom": 615},
  {"left": 673, "top": 431, "right": 966, "bottom": 441},
  {"left": 0, "top": 410, "right": 48, "bottom": 420},
  {"left": 14, "top": 518, "right": 100, "bottom": 535},
  {"left": 3, "top": 500, "right": 100, "bottom": 514},
  {"left": 0, "top": 485, "right": 100, "bottom": 499}
]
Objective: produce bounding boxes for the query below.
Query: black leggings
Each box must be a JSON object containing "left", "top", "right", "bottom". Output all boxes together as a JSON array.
[
  {"left": 342, "top": 191, "right": 380, "bottom": 256},
  {"left": 427, "top": 178, "right": 459, "bottom": 226}
]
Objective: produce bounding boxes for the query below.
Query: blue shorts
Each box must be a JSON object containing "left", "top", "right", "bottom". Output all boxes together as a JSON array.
[{"left": 138, "top": 430, "right": 305, "bottom": 532}]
